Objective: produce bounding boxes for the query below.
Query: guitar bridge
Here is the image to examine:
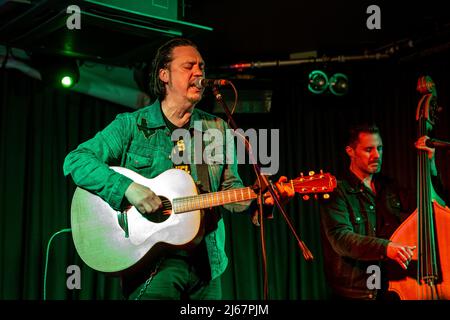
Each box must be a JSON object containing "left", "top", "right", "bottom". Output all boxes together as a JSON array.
[{"left": 117, "top": 211, "right": 129, "bottom": 238}]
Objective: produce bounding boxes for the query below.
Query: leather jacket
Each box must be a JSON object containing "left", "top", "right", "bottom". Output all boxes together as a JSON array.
[{"left": 320, "top": 172, "right": 408, "bottom": 300}]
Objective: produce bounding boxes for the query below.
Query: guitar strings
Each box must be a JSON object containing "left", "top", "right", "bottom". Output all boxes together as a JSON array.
[
  {"left": 172, "top": 188, "right": 254, "bottom": 213},
  {"left": 169, "top": 176, "right": 333, "bottom": 214}
]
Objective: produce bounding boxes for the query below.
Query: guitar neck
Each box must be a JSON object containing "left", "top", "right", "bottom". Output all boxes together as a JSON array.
[
  {"left": 173, "top": 187, "right": 258, "bottom": 213},
  {"left": 171, "top": 174, "right": 333, "bottom": 214}
]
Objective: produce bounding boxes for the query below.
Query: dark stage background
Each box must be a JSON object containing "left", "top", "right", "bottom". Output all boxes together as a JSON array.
[{"left": 1, "top": 54, "right": 449, "bottom": 300}]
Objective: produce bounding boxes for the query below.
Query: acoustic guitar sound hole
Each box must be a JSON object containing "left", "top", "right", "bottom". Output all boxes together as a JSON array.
[{"left": 143, "top": 196, "right": 172, "bottom": 223}]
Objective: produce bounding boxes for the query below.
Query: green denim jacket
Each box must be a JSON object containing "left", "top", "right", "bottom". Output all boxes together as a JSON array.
[{"left": 63, "top": 100, "right": 249, "bottom": 280}]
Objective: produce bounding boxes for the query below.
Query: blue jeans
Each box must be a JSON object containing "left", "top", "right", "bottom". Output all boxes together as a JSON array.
[{"left": 129, "top": 257, "right": 222, "bottom": 300}]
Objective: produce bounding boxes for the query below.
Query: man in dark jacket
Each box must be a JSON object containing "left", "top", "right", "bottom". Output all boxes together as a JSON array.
[{"left": 320, "top": 124, "right": 443, "bottom": 300}]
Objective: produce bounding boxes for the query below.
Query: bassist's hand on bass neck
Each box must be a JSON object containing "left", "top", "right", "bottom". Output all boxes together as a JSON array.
[{"left": 415, "top": 135, "right": 437, "bottom": 176}]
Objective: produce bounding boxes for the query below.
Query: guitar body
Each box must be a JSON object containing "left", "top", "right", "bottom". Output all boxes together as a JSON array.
[
  {"left": 70, "top": 166, "right": 336, "bottom": 275},
  {"left": 71, "top": 167, "right": 203, "bottom": 275}
]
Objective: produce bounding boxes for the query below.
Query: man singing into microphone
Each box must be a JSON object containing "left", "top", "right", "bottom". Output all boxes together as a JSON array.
[{"left": 63, "top": 38, "right": 292, "bottom": 300}]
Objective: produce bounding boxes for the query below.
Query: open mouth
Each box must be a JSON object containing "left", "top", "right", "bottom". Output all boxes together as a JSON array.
[
  {"left": 189, "top": 82, "right": 200, "bottom": 90},
  {"left": 189, "top": 84, "right": 203, "bottom": 94}
]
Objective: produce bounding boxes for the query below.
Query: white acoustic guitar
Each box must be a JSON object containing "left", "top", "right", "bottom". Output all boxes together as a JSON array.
[{"left": 71, "top": 167, "right": 336, "bottom": 275}]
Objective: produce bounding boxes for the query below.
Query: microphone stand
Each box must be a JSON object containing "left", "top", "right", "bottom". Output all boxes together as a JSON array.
[{"left": 212, "top": 86, "right": 314, "bottom": 299}]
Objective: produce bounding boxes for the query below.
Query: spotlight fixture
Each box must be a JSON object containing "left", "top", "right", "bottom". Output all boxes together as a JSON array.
[
  {"left": 329, "top": 73, "right": 349, "bottom": 96},
  {"left": 31, "top": 54, "right": 80, "bottom": 89},
  {"left": 60, "top": 76, "right": 74, "bottom": 88},
  {"left": 308, "top": 70, "right": 329, "bottom": 94},
  {"left": 53, "top": 59, "right": 79, "bottom": 89}
]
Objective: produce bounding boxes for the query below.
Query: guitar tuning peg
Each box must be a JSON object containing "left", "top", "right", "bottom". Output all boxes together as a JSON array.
[
  {"left": 300, "top": 172, "right": 304, "bottom": 177},
  {"left": 309, "top": 171, "right": 315, "bottom": 176},
  {"left": 323, "top": 193, "right": 330, "bottom": 199},
  {"left": 314, "top": 194, "right": 318, "bottom": 200},
  {"left": 320, "top": 169, "right": 323, "bottom": 174},
  {"left": 303, "top": 195, "right": 310, "bottom": 201}
]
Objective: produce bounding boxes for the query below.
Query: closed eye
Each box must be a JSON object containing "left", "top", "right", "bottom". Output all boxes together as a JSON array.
[{"left": 183, "top": 62, "right": 205, "bottom": 71}]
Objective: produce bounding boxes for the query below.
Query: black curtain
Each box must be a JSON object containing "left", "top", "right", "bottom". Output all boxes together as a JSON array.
[
  {"left": 0, "top": 69, "right": 127, "bottom": 299},
  {"left": 1, "top": 54, "right": 449, "bottom": 299}
]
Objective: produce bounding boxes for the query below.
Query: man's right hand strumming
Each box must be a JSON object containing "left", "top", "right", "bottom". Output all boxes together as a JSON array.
[{"left": 125, "top": 182, "right": 162, "bottom": 214}]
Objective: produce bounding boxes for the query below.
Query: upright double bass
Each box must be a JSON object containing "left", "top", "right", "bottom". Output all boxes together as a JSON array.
[{"left": 388, "top": 76, "right": 450, "bottom": 299}]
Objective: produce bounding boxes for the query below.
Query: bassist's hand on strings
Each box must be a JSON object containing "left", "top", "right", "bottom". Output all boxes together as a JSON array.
[
  {"left": 387, "top": 242, "right": 416, "bottom": 270},
  {"left": 125, "top": 182, "right": 163, "bottom": 214}
]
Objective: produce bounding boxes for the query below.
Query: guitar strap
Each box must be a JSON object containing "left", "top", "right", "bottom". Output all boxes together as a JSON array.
[{"left": 196, "top": 162, "right": 211, "bottom": 192}]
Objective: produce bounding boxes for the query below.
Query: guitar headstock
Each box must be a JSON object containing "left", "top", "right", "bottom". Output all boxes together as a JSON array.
[{"left": 291, "top": 170, "right": 337, "bottom": 200}]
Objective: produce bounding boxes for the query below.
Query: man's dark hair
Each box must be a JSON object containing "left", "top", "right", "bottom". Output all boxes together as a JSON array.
[
  {"left": 346, "top": 123, "right": 380, "bottom": 148},
  {"left": 148, "top": 38, "right": 198, "bottom": 102}
]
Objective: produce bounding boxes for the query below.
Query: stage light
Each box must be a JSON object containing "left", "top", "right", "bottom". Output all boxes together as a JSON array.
[
  {"left": 31, "top": 54, "right": 80, "bottom": 89},
  {"left": 61, "top": 75, "right": 74, "bottom": 88},
  {"left": 53, "top": 59, "right": 79, "bottom": 89},
  {"left": 329, "top": 73, "right": 349, "bottom": 96},
  {"left": 308, "top": 70, "right": 328, "bottom": 94}
]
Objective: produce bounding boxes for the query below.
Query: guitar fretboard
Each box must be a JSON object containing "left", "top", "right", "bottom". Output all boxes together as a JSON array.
[{"left": 173, "top": 187, "right": 257, "bottom": 213}]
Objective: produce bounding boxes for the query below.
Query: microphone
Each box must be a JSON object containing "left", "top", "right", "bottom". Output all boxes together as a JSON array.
[
  {"left": 425, "top": 138, "right": 450, "bottom": 149},
  {"left": 194, "top": 77, "right": 229, "bottom": 89}
]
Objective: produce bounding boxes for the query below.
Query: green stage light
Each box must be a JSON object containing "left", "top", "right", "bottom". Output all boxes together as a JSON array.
[
  {"left": 56, "top": 63, "right": 79, "bottom": 89},
  {"left": 61, "top": 76, "right": 74, "bottom": 88},
  {"left": 31, "top": 54, "right": 80, "bottom": 89},
  {"left": 329, "top": 73, "right": 349, "bottom": 96},
  {"left": 308, "top": 70, "right": 328, "bottom": 94}
]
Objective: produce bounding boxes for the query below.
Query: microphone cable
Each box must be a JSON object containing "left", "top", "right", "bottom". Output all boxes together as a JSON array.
[
  {"left": 43, "top": 228, "right": 72, "bottom": 300},
  {"left": 229, "top": 81, "right": 239, "bottom": 116}
]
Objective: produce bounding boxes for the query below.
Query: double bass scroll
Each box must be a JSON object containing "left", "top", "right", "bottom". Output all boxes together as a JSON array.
[{"left": 388, "top": 76, "right": 450, "bottom": 300}]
